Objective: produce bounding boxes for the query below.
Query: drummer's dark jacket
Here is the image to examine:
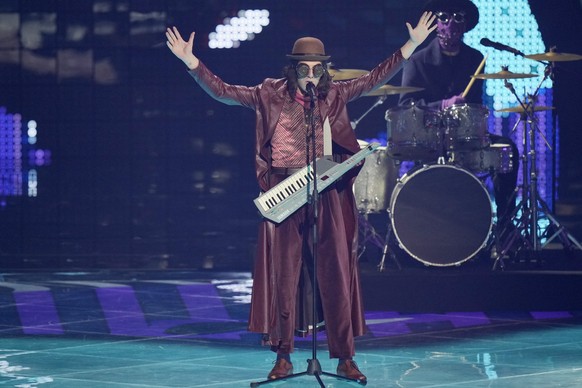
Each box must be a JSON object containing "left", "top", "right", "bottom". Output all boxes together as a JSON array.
[{"left": 399, "top": 37, "right": 484, "bottom": 108}]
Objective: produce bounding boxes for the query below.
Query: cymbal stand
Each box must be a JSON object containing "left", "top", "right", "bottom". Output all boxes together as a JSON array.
[
  {"left": 358, "top": 211, "right": 400, "bottom": 271},
  {"left": 493, "top": 65, "right": 582, "bottom": 270},
  {"left": 358, "top": 213, "right": 385, "bottom": 258},
  {"left": 350, "top": 95, "right": 386, "bottom": 130}
]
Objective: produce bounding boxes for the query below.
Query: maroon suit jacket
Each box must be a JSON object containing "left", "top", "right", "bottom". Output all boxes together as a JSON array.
[{"left": 188, "top": 51, "right": 406, "bottom": 346}]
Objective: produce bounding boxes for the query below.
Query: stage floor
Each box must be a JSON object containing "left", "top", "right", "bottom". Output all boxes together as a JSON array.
[{"left": 2, "top": 267, "right": 582, "bottom": 387}]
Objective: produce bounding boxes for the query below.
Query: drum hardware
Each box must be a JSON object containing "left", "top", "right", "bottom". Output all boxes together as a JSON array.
[
  {"left": 493, "top": 60, "right": 582, "bottom": 270},
  {"left": 351, "top": 94, "right": 387, "bottom": 130},
  {"left": 358, "top": 213, "right": 385, "bottom": 257},
  {"left": 350, "top": 85, "right": 425, "bottom": 130},
  {"left": 358, "top": 213, "right": 401, "bottom": 271},
  {"left": 376, "top": 213, "right": 401, "bottom": 272}
]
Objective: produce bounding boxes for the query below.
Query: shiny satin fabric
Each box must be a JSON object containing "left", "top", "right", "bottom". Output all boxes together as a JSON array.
[{"left": 248, "top": 172, "right": 366, "bottom": 358}]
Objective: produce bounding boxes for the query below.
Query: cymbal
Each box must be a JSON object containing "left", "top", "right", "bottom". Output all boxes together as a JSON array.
[
  {"left": 525, "top": 51, "right": 582, "bottom": 62},
  {"left": 328, "top": 68, "right": 368, "bottom": 80},
  {"left": 496, "top": 105, "right": 555, "bottom": 113},
  {"left": 472, "top": 69, "right": 537, "bottom": 80},
  {"left": 364, "top": 85, "right": 425, "bottom": 96}
]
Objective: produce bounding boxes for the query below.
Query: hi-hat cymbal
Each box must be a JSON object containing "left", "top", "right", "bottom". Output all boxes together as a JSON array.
[
  {"left": 496, "top": 105, "right": 555, "bottom": 113},
  {"left": 525, "top": 51, "right": 582, "bottom": 62},
  {"left": 364, "top": 85, "right": 424, "bottom": 96},
  {"left": 328, "top": 68, "right": 369, "bottom": 80},
  {"left": 472, "top": 69, "right": 537, "bottom": 80}
]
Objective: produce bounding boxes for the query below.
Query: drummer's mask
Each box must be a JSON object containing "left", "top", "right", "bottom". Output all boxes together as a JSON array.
[{"left": 436, "top": 10, "right": 466, "bottom": 54}]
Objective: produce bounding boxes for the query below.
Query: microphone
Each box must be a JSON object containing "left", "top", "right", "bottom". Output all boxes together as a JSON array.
[
  {"left": 480, "top": 38, "right": 524, "bottom": 57},
  {"left": 306, "top": 82, "right": 317, "bottom": 97}
]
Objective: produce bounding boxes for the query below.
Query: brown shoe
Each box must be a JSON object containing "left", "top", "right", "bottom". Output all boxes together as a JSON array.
[
  {"left": 268, "top": 358, "right": 293, "bottom": 380},
  {"left": 337, "top": 360, "right": 367, "bottom": 384}
]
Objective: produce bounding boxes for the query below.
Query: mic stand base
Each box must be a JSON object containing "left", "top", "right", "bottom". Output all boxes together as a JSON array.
[{"left": 250, "top": 358, "right": 367, "bottom": 387}]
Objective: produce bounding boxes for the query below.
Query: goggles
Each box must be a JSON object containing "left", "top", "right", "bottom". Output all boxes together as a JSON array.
[
  {"left": 436, "top": 11, "right": 466, "bottom": 24},
  {"left": 296, "top": 63, "right": 325, "bottom": 79}
]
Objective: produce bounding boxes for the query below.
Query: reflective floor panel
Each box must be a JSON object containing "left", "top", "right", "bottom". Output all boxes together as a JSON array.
[{"left": 1, "top": 270, "right": 582, "bottom": 387}]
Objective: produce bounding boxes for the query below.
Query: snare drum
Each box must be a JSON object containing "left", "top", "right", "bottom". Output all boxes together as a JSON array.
[
  {"left": 450, "top": 143, "right": 514, "bottom": 175},
  {"left": 443, "top": 103, "right": 490, "bottom": 151},
  {"left": 390, "top": 164, "right": 493, "bottom": 266},
  {"left": 385, "top": 104, "right": 442, "bottom": 161}
]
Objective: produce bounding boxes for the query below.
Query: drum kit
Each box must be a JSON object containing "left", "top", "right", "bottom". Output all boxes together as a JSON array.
[{"left": 341, "top": 49, "right": 582, "bottom": 270}]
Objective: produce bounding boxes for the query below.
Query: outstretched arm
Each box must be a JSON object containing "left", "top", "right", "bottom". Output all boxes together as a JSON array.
[
  {"left": 400, "top": 12, "right": 437, "bottom": 59},
  {"left": 166, "top": 26, "right": 199, "bottom": 70}
]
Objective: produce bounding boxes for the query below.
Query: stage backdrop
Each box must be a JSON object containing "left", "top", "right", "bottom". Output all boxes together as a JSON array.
[{"left": 0, "top": 0, "right": 580, "bottom": 270}]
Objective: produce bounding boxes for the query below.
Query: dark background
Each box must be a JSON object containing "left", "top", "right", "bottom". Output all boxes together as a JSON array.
[{"left": 0, "top": 0, "right": 580, "bottom": 271}]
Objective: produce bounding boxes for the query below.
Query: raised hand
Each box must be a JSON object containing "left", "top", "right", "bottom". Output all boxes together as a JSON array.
[
  {"left": 166, "top": 26, "right": 199, "bottom": 69},
  {"left": 400, "top": 12, "right": 438, "bottom": 59},
  {"left": 406, "top": 11, "right": 437, "bottom": 46}
]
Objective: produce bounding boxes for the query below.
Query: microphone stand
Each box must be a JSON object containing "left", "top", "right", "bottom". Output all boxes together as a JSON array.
[{"left": 251, "top": 85, "right": 364, "bottom": 387}]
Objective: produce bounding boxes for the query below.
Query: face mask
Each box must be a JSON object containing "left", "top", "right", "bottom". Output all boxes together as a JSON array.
[{"left": 436, "top": 11, "right": 467, "bottom": 52}]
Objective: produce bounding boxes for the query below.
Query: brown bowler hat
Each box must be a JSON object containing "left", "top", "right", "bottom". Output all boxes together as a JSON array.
[{"left": 286, "top": 37, "right": 331, "bottom": 61}]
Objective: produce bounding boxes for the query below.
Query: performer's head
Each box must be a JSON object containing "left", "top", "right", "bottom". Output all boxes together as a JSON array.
[
  {"left": 423, "top": 0, "right": 479, "bottom": 54},
  {"left": 284, "top": 37, "right": 332, "bottom": 98}
]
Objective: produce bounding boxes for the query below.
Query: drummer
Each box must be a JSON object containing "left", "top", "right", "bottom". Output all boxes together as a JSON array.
[{"left": 398, "top": 0, "right": 519, "bottom": 225}]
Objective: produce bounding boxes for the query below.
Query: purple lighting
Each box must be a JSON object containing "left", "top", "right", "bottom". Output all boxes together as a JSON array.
[
  {"left": 13, "top": 291, "right": 65, "bottom": 335},
  {"left": 0, "top": 107, "right": 23, "bottom": 197},
  {"left": 0, "top": 106, "right": 52, "bottom": 204}
]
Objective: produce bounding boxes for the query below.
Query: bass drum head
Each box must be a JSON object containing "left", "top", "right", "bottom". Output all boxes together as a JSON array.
[{"left": 390, "top": 164, "right": 493, "bottom": 266}]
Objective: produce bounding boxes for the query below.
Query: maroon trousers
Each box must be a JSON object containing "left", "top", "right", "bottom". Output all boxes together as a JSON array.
[{"left": 248, "top": 176, "right": 366, "bottom": 359}]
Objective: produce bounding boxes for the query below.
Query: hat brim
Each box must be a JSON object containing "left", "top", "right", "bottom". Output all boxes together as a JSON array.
[{"left": 286, "top": 54, "right": 331, "bottom": 61}]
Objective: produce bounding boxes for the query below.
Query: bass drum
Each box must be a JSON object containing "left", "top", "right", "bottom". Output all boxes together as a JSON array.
[{"left": 390, "top": 164, "right": 493, "bottom": 266}]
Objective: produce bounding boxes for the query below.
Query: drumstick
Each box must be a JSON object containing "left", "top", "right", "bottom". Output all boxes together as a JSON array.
[{"left": 462, "top": 54, "right": 488, "bottom": 98}]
